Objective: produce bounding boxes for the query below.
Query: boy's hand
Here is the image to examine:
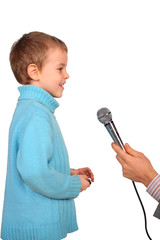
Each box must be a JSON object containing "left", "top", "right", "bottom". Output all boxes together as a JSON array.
[
  {"left": 71, "top": 167, "right": 94, "bottom": 182},
  {"left": 78, "top": 175, "right": 91, "bottom": 192},
  {"left": 111, "top": 142, "right": 158, "bottom": 187}
]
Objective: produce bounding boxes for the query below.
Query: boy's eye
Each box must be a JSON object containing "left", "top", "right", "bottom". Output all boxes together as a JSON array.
[{"left": 58, "top": 68, "right": 63, "bottom": 71}]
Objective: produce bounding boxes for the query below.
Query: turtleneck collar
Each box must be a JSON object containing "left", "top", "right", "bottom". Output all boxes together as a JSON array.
[{"left": 18, "top": 85, "right": 59, "bottom": 113}]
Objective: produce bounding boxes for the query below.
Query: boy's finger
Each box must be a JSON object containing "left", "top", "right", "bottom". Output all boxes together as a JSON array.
[
  {"left": 83, "top": 175, "right": 89, "bottom": 180},
  {"left": 85, "top": 168, "right": 94, "bottom": 181},
  {"left": 82, "top": 170, "right": 93, "bottom": 184}
]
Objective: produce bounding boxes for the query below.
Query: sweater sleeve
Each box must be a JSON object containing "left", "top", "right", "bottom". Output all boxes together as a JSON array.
[{"left": 17, "top": 116, "right": 81, "bottom": 200}]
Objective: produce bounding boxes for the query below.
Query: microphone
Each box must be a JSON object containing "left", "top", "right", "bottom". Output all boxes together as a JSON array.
[
  {"left": 97, "top": 107, "right": 125, "bottom": 151},
  {"left": 97, "top": 107, "right": 152, "bottom": 240}
]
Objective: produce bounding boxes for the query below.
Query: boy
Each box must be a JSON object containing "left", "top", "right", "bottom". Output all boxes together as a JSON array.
[{"left": 1, "top": 31, "right": 94, "bottom": 240}]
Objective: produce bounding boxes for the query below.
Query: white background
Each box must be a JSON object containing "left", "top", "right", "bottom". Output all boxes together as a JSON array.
[{"left": 0, "top": 0, "right": 160, "bottom": 239}]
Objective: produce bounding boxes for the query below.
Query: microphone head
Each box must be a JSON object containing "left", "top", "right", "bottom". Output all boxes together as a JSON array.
[{"left": 97, "top": 108, "right": 112, "bottom": 125}]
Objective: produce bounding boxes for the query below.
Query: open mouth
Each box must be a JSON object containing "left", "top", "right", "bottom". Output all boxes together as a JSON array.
[{"left": 59, "top": 83, "right": 65, "bottom": 89}]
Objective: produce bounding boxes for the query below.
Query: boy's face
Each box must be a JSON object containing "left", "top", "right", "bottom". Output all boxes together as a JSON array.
[{"left": 37, "top": 48, "right": 69, "bottom": 98}]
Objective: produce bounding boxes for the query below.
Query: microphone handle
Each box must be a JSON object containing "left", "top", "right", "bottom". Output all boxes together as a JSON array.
[{"left": 105, "top": 121, "right": 125, "bottom": 151}]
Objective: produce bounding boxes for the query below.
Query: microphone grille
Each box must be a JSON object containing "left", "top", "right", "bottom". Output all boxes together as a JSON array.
[{"left": 97, "top": 108, "right": 112, "bottom": 125}]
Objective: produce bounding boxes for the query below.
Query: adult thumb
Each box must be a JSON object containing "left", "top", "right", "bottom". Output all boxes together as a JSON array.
[{"left": 124, "top": 143, "right": 137, "bottom": 156}]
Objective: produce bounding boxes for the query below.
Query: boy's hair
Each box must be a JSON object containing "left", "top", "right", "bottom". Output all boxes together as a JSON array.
[{"left": 10, "top": 31, "right": 68, "bottom": 84}]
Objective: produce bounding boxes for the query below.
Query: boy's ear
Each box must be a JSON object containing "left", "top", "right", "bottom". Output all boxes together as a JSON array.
[{"left": 27, "top": 64, "right": 40, "bottom": 81}]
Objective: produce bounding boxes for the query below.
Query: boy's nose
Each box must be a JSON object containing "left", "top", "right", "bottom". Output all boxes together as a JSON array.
[{"left": 65, "top": 72, "right": 69, "bottom": 79}]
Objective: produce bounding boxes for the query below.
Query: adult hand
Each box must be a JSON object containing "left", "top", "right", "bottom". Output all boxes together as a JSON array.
[{"left": 111, "top": 142, "right": 158, "bottom": 187}]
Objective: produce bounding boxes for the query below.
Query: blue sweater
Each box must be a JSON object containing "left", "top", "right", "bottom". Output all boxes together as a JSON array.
[{"left": 1, "top": 85, "right": 81, "bottom": 240}]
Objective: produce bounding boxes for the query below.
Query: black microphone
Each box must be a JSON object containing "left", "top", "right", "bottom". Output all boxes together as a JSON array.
[
  {"left": 97, "top": 107, "right": 125, "bottom": 151},
  {"left": 97, "top": 107, "right": 152, "bottom": 240}
]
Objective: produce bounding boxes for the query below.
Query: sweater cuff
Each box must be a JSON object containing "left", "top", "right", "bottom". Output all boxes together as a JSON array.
[
  {"left": 69, "top": 175, "right": 81, "bottom": 198},
  {"left": 146, "top": 174, "right": 160, "bottom": 202}
]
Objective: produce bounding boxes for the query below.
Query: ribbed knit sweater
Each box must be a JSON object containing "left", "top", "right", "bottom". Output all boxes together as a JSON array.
[{"left": 1, "top": 85, "right": 81, "bottom": 240}]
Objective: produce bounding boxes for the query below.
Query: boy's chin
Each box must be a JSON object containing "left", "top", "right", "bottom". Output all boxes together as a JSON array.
[{"left": 52, "top": 93, "right": 63, "bottom": 98}]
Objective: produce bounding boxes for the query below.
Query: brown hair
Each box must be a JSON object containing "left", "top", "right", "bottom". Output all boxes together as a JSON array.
[{"left": 10, "top": 31, "right": 68, "bottom": 84}]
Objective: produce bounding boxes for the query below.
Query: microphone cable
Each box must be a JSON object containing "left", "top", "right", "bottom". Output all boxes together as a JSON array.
[{"left": 132, "top": 180, "right": 152, "bottom": 240}]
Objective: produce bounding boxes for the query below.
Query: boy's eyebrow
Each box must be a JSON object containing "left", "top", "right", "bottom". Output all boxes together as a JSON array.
[{"left": 57, "top": 63, "right": 66, "bottom": 66}]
